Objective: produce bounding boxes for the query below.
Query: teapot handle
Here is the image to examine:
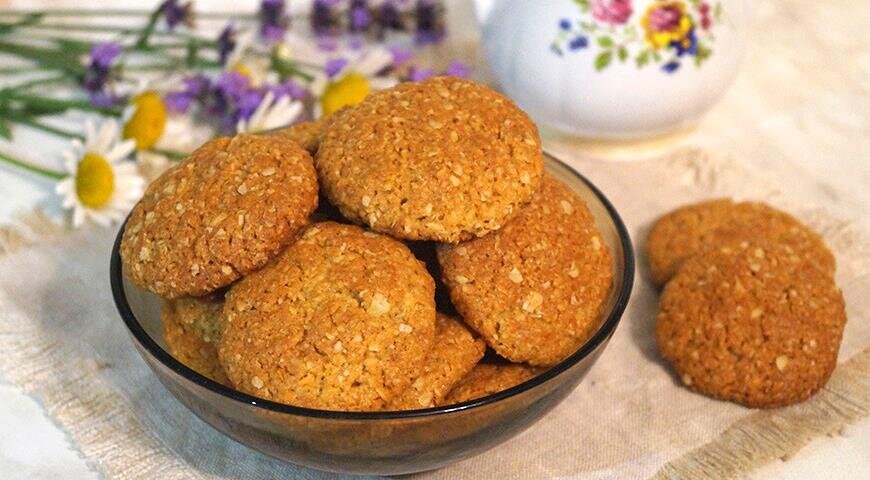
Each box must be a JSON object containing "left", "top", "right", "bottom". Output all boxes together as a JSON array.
[{"left": 472, "top": 0, "right": 496, "bottom": 27}]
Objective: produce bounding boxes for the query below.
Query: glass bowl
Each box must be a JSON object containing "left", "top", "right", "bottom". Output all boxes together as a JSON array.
[{"left": 110, "top": 152, "right": 634, "bottom": 476}]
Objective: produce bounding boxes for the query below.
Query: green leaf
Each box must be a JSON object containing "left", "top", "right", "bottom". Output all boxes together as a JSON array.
[
  {"left": 652, "top": 50, "right": 662, "bottom": 62},
  {"left": 618, "top": 46, "right": 629, "bottom": 62},
  {"left": 0, "top": 40, "right": 84, "bottom": 75},
  {"left": 714, "top": 2, "right": 723, "bottom": 21},
  {"left": 597, "top": 36, "right": 614, "bottom": 48},
  {"left": 185, "top": 39, "right": 199, "bottom": 68},
  {"left": 636, "top": 50, "right": 650, "bottom": 67},
  {"left": 0, "top": 12, "right": 44, "bottom": 34},
  {"left": 134, "top": 4, "right": 164, "bottom": 49},
  {"left": 0, "top": 120, "right": 11, "bottom": 140},
  {"left": 595, "top": 51, "right": 613, "bottom": 71},
  {"left": 574, "top": 0, "right": 590, "bottom": 12}
]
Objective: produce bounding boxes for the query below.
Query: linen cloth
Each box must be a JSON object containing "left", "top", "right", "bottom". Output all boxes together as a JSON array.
[{"left": 0, "top": 147, "right": 867, "bottom": 480}]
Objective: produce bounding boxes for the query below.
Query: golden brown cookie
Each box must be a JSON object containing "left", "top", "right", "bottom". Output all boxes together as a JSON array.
[
  {"left": 656, "top": 240, "right": 846, "bottom": 408},
  {"left": 390, "top": 314, "right": 486, "bottom": 410},
  {"left": 121, "top": 134, "right": 318, "bottom": 298},
  {"left": 441, "top": 363, "right": 541, "bottom": 405},
  {"left": 272, "top": 118, "right": 323, "bottom": 154},
  {"left": 219, "top": 222, "right": 437, "bottom": 411},
  {"left": 646, "top": 199, "right": 835, "bottom": 287},
  {"left": 315, "top": 76, "right": 543, "bottom": 243},
  {"left": 162, "top": 295, "right": 229, "bottom": 385},
  {"left": 438, "top": 174, "right": 613, "bottom": 366}
]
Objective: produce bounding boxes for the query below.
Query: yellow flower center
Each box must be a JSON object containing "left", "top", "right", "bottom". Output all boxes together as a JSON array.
[
  {"left": 75, "top": 153, "right": 115, "bottom": 209},
  {"left": 123, "top": 91, "right": 167, "bottom": 150},
  {"left": 321, "top": 72, "right": 371, "bottom": 116},
  {"left": 230, "top": 62, "right": 254, "bottom": 79}
]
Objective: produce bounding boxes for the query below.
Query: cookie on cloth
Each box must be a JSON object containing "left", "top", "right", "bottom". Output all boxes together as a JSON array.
[
  {"left": 441, "top": 363, "right": 541, "bottom": 405},
  {"left": 218, "top": 222, "right": 437, "bottom": 411},
  {"left": 272, "top": 118, "right": 324, "bottom": 155},
  {"left": 655, "top": 240, "right": 846, "bottom": 408},
  {"left": 646, "top": 199, "right": 835, "bottom": 287},
  {"left": 162, "top": 295, "right": 229, "bottom": 385},
  {"left": 390, "top": 313, "right": 486, "bottom": 410},
  {"left": 121, "top": 134, "right": 318, "bottom": 298},
  {"left": 438, "top": 174, "right": 613, "bottom": 366},
  {"left": 315, "top": 76, "right": 543, "bottom": 243}
]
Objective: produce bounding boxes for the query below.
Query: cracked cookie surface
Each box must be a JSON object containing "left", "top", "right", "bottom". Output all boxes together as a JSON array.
[
  {"left": 219, "top": 222, "right": 436, "bottom": 411},
  {"left": 316, "top": 76, "right": 543, "bottom": 243},
  {"left": 656, "top": 240, "right": 846, "bottom": 408},
  {"left": 121, "top": 134, "right": 318, "bottom": 298},
  {"left": 438, "top": 174, "right": 613, "bottom": 366}
]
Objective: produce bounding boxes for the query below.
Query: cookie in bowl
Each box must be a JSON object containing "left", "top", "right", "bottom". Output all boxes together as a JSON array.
[
  {"left": 442, "top": 363, "right": 542, "bottom": 405},
  {"left": 120, "top": 134, "right": 319, "bottom": 298},
  {"left": 438, "top": 173, "right": 613, "bottom": 367},
  {"left": 315, "top": 76, "right": 543, "bottom": 243},
  {"left": 162, "top": 294, "right": 229, "bottom": 386},
  {"left": 218, "top": 222, "right": 437, "bottom": 411}
]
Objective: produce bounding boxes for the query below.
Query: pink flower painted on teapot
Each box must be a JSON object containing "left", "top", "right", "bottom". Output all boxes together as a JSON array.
[{"left": 590, "top": 0, "right": 633, "bottom": 25}]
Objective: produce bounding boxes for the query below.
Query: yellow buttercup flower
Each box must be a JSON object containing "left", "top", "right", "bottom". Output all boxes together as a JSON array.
[
  {"left": 641, "top": 1, "right": 693, "bottom": 50},
  {"left": 321, "top": 72, "right": 371, "bottom": 116},
  {"left": 123, "top": 91, "right": 167, "bottom": 150}
]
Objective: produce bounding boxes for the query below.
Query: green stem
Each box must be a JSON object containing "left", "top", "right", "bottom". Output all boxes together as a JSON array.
[
  {"left": 3, "top": 92, "right": 121, "bottom": 116},
  {"left": 2, "top": 74, "right": 69, "bottom": 92},
  {"left": 0, "top": 39, "right": 84, "bottom": 75},
  {"left": 151, "top": 147, "right": 187, "bottom": 161},
  {"left": 0, "top": 149, "right": 65, "bottom": 180},
  {"left": 7, "top": 114, "right": 84, "bottom": 140},
  {"left": 0, "top": 9, "right": 254, "bottom": 20}
]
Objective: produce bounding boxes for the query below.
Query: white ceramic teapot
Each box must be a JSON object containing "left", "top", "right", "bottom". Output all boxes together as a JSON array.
[{"left": 473, "top": 0, "right": 749, "bottom": 139}]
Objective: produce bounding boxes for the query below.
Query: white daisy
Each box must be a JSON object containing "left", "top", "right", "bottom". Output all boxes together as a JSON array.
[
  {"left": 55, "top": 120, "right": 145, "bottom": 228},
  {"left": 287, "top": 40, "right": 398, "bottom": 118},
  {"left": 225, "top": 28, "right": 278, "bottom": 87},
  {"left": 236, "top": 91, "right": 304, "bottom": 133}
]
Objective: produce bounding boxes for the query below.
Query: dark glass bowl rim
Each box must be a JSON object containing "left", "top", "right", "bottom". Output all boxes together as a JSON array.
[{"left": 110, "top": 152, "right": 635, "bottom": 420}]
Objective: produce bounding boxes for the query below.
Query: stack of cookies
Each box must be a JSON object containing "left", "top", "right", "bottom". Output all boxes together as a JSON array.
[
  {"left": 120, "top": 77, "right": 614, "bottom": 412},
  {"left": 647, "top": 200, "right": 847, "bottom": 408}
]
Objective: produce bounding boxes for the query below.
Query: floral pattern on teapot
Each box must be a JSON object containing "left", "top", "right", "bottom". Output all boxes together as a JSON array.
[{"left": 550, "top": 0, "right": 723, "bottom": 74}]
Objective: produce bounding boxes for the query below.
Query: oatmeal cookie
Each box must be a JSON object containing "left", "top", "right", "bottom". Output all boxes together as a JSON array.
[
  {"left": 441, "top": 363, "right": 541, "bottom": 405},
  {"left": 272, "top": 118, "right": 324, "bottom": 154},
  {"left": 316, "top": 76, "right": 543, "bottom": 243},
  {"left": 438, "top": 174, "right": 613, "bottom": 366},
  {"left": 219, "top": 222, "right": 437, "bottom": 411},
  {"left": 121, "top": 134, "right": 318, "bottom": 298},
  {"left": 647, "top": 199, "right": 835, "bottom": 286},
  {"left": 656, "top": 240, "right": 846, "bottom": 408},
  {"left": 390, "top": 314, "right": 485, "bottom": 410},
  {"left": 162, "top": 295, "right": 229, "bottom": 385}
]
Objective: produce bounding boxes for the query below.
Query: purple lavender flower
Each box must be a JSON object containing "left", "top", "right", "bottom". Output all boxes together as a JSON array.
[
  {"left": 415, "top": 0, "right": 445, "bottom": 45},
  {"left": 445, "top": 60, "right": 471, "bottom": 78},
  {"left": 88, "top": 91, "right": 116, "bottom": 109},
  {"left": 409, "top": 67, "right": 435, "bottom": 82},
  {"left": 259, "top": 0, "right": 289, "bottom": 42},
  {"left": 83, "top": 42, "right": 122, "bottom": 105},
  {"left": 270, "top": 79, "right": 309, "bottom": 100},
  {"left": 388, "top": 46, "right": 413, "bottom": 66},
  {"left": 377, "top": 0, "right": 407, "bottom": 31},
  {"left": 211, "top": 71, "right": 268, "bottom": 132},
  {"left": 324, "top": 58, "right": 349, "bottom": 78},
  {"left": 311, "top": 0, "right": 340, "bottom": 35},
  {"left": 349, "top": 0, "right": 372, "bottom": 32},
  {"left": 165, "top": 74, "right": 211, "bottom": 113},
  {"left": 161, "top": 0, "right": 194, "bottom": 30},
  {"left": 89, "top": 42, "right": 122, "bottom": 70},
  {"left": 216, "top": 23, "right": 237, "bottom": 66}
]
